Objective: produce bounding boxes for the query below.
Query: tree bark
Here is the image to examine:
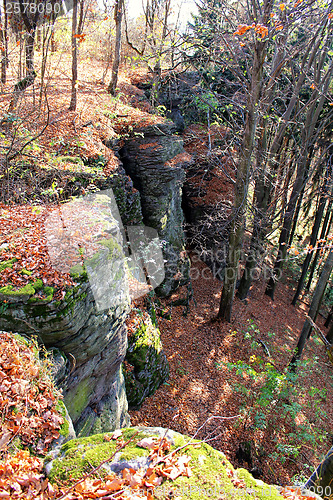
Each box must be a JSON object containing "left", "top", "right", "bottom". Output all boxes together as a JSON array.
[
  {"left": 265, "top": 59, "right": 333, "bottom": 299},
  {"left": 306, "top": 201, "right": 333, "bottom": 291},
  {"left": 292, "top": 169, "right": 330, "bottom": 305},
  {"left": 327, "top": 315, "right": 333, "bottom": 343},
  {"left": 290, "top": 247, "right": 333, "bottom": 369},
  {"left": 324, "top": 306, "right": 333, "bottom": 329},
  {"left": 69, "top": 0, "right": 78, "bottom": 111},
  {"left": 0, "top": 0, "right": 8, "bottom": 84},
  {"left": 218, "top": 31, "right": 268, "bottom": 320},
  {"left": 108, "top": 0, "right": 123, "bottom": 96},
  {"left": 304, "top": 445, "right": 333, "bottom": 496}
]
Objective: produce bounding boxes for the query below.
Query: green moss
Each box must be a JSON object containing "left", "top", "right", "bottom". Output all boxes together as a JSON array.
[
  {"left": 48, "top": 429, "right": 142, "bottom": 482},
  {"left": 154, "top": 437, "right": 284, "bottom": 500},
  {"left": 99, "top": 238, "right": 123, "bottom": 255},
  {"left": 0, "top": 258, "right": 17, "bottom": 272},
  {"left": 0, "top": 278, "right": 54, "bottom": 303},
  {"left": 160, "top": 214, "right": 168, "bottom": 230},
  {"left": 69, "top": 263, "right": 87, "bottom": 280},
  {"left": 0, "top": 283, "right": 36, "bottom": 296},
  {"left": 32, "top": 279, "right": 43, "bottom": 291},
  {"left": 43, "top": 286, "right": 55, "bottom": 301},
  {"left": 58, "top": 155, "right": 84, "bottom": 165},
  {"left": 56, "top": 400, "right": 70, "bottom": 437},
  {"left": 20, "top": 268, "right": 32, "bottom": 276},
  {"left": 69, "top": 237, "right": 123, "bottom": 280},
  {"left": 64, "top": 378, "right": 94, "bottom": 422},
  {"left": 48, "top": 428, "right": 284, "bottom": 499}
]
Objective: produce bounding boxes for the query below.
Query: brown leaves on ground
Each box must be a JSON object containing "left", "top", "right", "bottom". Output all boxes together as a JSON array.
[
  {"left": 0, "top": 436, "right": 193, "bottom": 499},
  {"left": 0, "top": 204, "right": 75, "bottom": 298},
  {"left": 0, "top": 333, "right": 64, "bottom": 458},
  {"left": 0, "top": 450, "right": 52, "bottom": 499},
  {"left": 130, "top": 257, "right": 333, "bottom": 486}
]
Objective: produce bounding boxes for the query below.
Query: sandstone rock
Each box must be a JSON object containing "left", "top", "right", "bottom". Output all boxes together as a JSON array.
[
  {"left": 124, "top": 314, "right": 169, "bottom": 408},
  {"left": 0, "top": 260, "right": 131, "bottom": 435},
  {"left": 121, "top": 121, "right": 192, "bottom": 296}
]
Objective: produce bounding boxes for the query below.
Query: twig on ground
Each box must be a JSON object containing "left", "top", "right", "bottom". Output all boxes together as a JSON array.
[{"left": 56, "top": 430, "right": 139, "bottom": 500}]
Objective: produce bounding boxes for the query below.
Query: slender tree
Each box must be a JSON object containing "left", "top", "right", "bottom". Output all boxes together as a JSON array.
[
  {"left": 69, "top": 0, "right": 78, "bottom": 111},
  {"left": 292, "top": 165, "right": 332, "bottom": 305},
  {"left": 0, "top": 0, "right": 8, "bottom": 84},
  {"left": 218, "top": 0, "right": 274, "bottom": 321},
  {"left": 325, "top": 305, "right": 332, "bottom": 329},
  {"left": 290, "top": 246, "right": 333, "bottom": 369},
  {"left": 265, "top": 52, "right": 333, "bottom": 299},
  {"left": 327, "top": 312, "right": 333, "bottom": 343},
  {"left": 306, "top": 197, "right": 333, "bottom": 291},
  {"left": 108, "top": 0, "right": 123, "bottom": 95}
]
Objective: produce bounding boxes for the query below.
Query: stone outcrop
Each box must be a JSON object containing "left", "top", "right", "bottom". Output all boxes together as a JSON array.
[
  {"left": 0, "top": 257, "right": 131, "bottom": 436},
  {"left": 120, "top": 120, "right": 192, "bottom": 296},
  {"left": 45, "top": 426, "right": 288, "bottom": 500},
  {"left": 124, "top": 312, "right": 169, "bottom": 409}
]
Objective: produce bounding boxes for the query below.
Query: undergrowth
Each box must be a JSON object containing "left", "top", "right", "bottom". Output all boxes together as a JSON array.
[{"left": 216, "top": 319, "right": 330, "bottom": 481}]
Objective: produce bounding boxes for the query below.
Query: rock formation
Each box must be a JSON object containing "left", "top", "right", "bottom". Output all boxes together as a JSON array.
[
  {"left": 46, "top": 426, "right": 288, "bottom": 500},
  {"left": 0, "top": 114, "right": 191, "bottom": 435},
  {"left": 120, "top": 120, "right": 193, "bottom": 296},
  {"left": 124, "top": 311, "right": 169, "bottom": 409}
]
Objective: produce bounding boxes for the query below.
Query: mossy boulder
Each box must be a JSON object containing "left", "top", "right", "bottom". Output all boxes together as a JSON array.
[
  {"left": 45, "top": 426, "right": 286, "bottom": 499},
  {"left": 124, "top": 315, "right": 169, "bottom": 408}
]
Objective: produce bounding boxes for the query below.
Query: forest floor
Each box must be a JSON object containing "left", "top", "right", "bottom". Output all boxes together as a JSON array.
[{"left": 130, "top": 257, "right": 333, "bottom": 487}]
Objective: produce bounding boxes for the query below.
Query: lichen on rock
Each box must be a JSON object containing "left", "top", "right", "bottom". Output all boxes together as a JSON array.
[{"left": 124, "top": 312, "right": 169, "bottom": 408}]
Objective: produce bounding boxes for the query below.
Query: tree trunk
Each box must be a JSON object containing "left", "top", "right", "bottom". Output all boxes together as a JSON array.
[
  {"left": 306, "top": 201, "right": 333, "bottom": 290},
  {"left": 287, "top": 154, "right": 312, "bottom": 247},
  {"left": 108, "top": 0, "right": 123, "bottom": 96},
  {"left": 69, "top": 0, "right": 78, "bottom": 111},
  {"left": 218, "top": 37, "right": 267, "bottom": 321},
  {"left": 7, "top": 28, "right": 37, "bottom": 114},
  {"left": 292, "top": 172, "right": 329, "bottom": 305},
  {"left": 265, "top": 61, "right": 332, "bottom": 300},
  {"left": 237, "top": 139, "right": 294, "bottom": 300},
  {"left": 265, "top": 160, "right": 307, "bottom": 299},
  {"left": 236, "top": 176, "right": 268, "bottom": 300},
  {"left": 290, "top": 248, "right": 333, "bottom": 369},
  {"left": 304, "top": 445, "right": 333, "bottom": 496},
  {"left": 324, "top": 306, "right": 333, "bottom": 329},
  {"left": 0, "top": 0, "right": 8, "bottom": 84},
  {"left": 327, "top": 315, "right": 333, "bottom": 343}
]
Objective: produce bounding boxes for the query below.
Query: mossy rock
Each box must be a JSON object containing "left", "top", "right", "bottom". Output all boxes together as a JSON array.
[
  {"left": 46, "top": 427, "right": 285, "bottom": 499},
  {"left": 124, "top": 316, "right": 169, "bottom": 408},
  {"left": 0, "top": 258, "right": 17, "bottom": 272},
  {"left": 0, "top": 278, "right": 54, "bottom": 303}
]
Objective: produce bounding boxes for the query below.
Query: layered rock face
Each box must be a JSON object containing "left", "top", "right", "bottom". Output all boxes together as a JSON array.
[
  {"left": 0, "top": 275, "right": 130, "bottom": 436},
  {"left": 121, "top": 121, "right": 192, "bottom": 296}
]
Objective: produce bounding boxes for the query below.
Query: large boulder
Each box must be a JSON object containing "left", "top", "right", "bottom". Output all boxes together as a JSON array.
[
  {"left": 0, "top": 277, "right": 130, "bottom": 436},
  {"left": 0, "top": 193, "right": 133, "bottom": 437}
]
